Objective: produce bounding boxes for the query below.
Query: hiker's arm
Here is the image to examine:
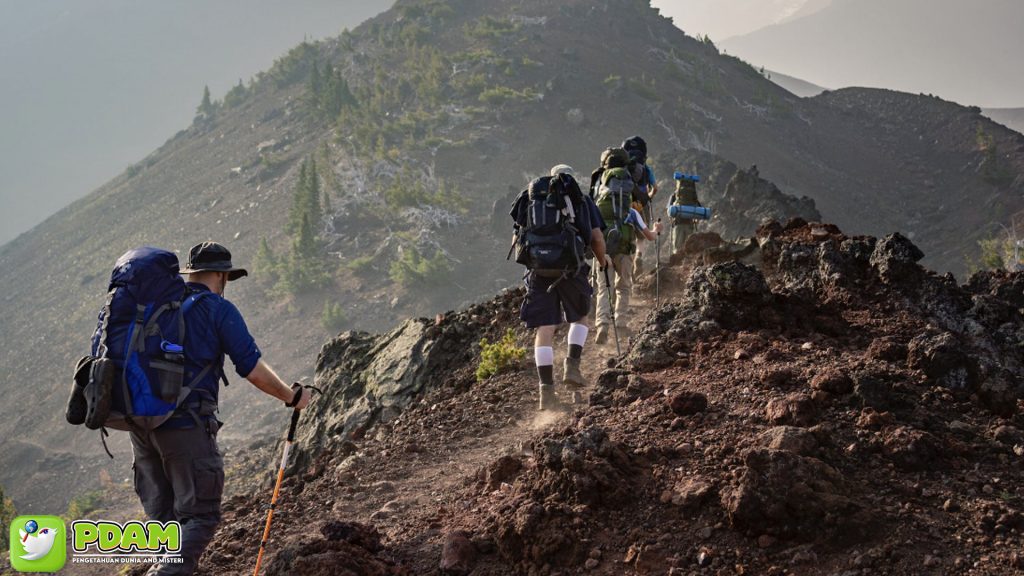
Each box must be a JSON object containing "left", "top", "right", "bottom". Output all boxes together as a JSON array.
[
  {"left": 640, "top": 220, "right": 663, "bottom": 242},
  {"left": 591, "top": 228, "right": 611, "bottom": 268},
  {"left": 246, "top": 360, "right": 311, "bottom": 409}
]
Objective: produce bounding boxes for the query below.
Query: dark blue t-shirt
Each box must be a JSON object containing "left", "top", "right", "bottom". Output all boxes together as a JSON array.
[{"left": 165, "top": 283, "right": 262, "bottom": 427}]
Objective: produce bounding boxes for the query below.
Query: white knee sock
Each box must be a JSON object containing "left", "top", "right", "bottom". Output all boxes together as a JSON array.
[
  {"left": 568, "top": 324, "right": 589, "bottom": 347},
  {"left": 534, "top": 346, "right": 554, "bottom": 366}
]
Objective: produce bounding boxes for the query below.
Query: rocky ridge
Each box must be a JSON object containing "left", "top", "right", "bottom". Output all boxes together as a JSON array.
[{"left": 189, "top": 220, "right": 1024, "bottom": 575}]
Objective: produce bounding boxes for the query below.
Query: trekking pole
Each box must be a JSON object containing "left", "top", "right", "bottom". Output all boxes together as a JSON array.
[
  {"left": 602, "top": 265, "right": 621, "bottom": 356},
  {"left": 655, "top": 218, "right": 662, "bottom": 309},
  {"left": 253, "top": 385, "right": 321, "bottom": 576}
]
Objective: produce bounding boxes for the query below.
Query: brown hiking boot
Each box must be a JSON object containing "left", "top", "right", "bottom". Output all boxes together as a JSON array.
[
  {"left": 563, "top": 357, "right": 586, "bottom": 387},
  {"left": 538, "top": 384, "right": 558, "bottom": 411},
  {"left": 563, "top": 357, "right": 586, "bottom": 405}
]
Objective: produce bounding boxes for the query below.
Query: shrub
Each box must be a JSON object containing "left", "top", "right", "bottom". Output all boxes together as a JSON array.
[
  {"left": 389, "top": 246, "right": 452, "bottom": 288},
  {"left": 224, "top": 79, "right": 248, "bottom": 108},
  {"left": 321, "top": 301, "right": 347, "bottom": 333},
  {"left": 66, "top": 490, "right": 104, "bottom": 520},
  {"left": 476, "top": 329, "right": 525, "bottom": 381},
  {"left": 345, "top": 255, "right": 376, "bottom": 274},
  {"left": 478, "top": 85, "right": 533, "bottom": 105},
  {"left": 466, "top": 16, "right": 518, "bottom": 39}
]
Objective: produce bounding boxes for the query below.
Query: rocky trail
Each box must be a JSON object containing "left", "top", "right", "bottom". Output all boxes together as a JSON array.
[{"left": 120, "top": 219, "right": 1024, "bottom": 576}]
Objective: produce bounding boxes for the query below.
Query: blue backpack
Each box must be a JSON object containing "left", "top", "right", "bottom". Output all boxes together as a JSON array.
[{"left": 79, "top": 247, "right": 215, "bottom": 433}]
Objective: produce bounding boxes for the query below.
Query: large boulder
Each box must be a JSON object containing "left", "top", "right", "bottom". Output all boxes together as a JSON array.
[
  {"left": 683, "top": 262, "right": 775, "bottom": 329},
  {"left": 870, "top": 232, "right": 924, "bottom": 284},
  {"left": 721, "top": 449, "right": 873, "bottom": 542}
]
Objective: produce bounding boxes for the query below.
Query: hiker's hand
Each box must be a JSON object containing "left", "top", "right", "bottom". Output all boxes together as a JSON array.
[
  {"left": 652, "top": 220, "right": 664, "bottom": 234},
  {"left": 287, "top": 383, "right": 311, "bottom": 410},
  {"left": 601, "top": 254, "right": 613, "bottom": 269}
]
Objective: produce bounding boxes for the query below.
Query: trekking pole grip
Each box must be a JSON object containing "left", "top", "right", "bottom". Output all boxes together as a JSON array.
[{"left": 287, "top": 409, "right": 300, "bottom": 442}]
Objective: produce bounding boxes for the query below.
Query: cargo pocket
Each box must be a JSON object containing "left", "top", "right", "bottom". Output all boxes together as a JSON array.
[
  {"left": 193, "top": 455, "right": 224, "bottom": 512},
  {"left": 133, "top": 460, "right": 170, "bottom": 520},
  {"left": 150, "top": 359, "right": 184, "bottom": 404}
]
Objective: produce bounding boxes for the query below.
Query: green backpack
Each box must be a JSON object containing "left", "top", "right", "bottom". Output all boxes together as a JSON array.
[{"left": 596, "top": 167, "right": 636, "bottom": 256}]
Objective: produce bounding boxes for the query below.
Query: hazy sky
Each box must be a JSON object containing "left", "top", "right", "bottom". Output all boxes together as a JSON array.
[
  {"left": 650, "top": 0, "right": 831, "bottom": 41},
  {"left": 654, "top": 0, "right": 1023, "bottom": 108},
  {"left": 2, "top": 0, "right": 1020, "bottom": 246},
  {"left": 0, "top": 0, "right": 390, "bottom": 246}
]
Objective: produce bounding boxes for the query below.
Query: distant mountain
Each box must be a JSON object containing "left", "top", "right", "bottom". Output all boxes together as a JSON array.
[
  {"left": 767, "top": 70, "right": 827, "bottom": 97},
  {"left": 766, "top": 70, "right": 1024, "bottom": 138},
  {"left": 651, "top": 0, "right": 831, "bottom": 40},
  {"left": 2, "top": 0, "right": 1023, "bottom": 512},
  {"left": 721, "top": 0, "right": 1024, "bottom": 108}
]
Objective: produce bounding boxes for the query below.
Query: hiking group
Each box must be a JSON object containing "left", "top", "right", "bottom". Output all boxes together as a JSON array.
[
  {"left": 61, "top": 135, "right": 705, "bottom": 575},
  {"left": 510, "top": 135, "right": 707, "bottom": 410}
]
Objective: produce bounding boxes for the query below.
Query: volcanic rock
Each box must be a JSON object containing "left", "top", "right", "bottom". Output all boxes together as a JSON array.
[
  {"left": 667, "top": 390, "right": 708, "bottom": 416},
  {"left": 722, "top": 449, "right": 871, "bottom": 542},
  {"left": 765, "top": 393, "right": 818, "bottom": 426}
]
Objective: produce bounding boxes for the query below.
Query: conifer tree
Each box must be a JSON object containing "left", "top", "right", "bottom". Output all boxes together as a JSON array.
[
  {"left": 287, "top": 158, "right": 311, "bottom": 234},
  {"left": 252, "top": 238, "right": 278, "bottom": 285},
  {"left": 304, "top": 156, "right": 322, "bottom": 228},
  {"left": 307, "top": 61, "right": 323, "bottom": 111},
  {"left": 197, "top": 85, "right": 214, "bottom": 118},
  {"left": 294, "top": 212, "right": 319, "bottom": 260}
]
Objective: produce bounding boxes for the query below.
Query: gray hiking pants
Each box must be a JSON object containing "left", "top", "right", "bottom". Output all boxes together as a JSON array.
[{"left": 130, "top": 421, "right": 224, "bottom": 576}]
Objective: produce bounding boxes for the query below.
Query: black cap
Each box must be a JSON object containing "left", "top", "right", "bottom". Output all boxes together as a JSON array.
[{"left": 180, "top": 241, "right": 248, "bottom": 281}]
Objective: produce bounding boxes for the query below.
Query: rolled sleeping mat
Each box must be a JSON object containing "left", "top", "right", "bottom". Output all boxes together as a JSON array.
[
  {"left": 668, "top": 204, "right": 711, "bottom": 220},
  {"left": 673, "top": 171, "right": 701, "bottom": 182}
]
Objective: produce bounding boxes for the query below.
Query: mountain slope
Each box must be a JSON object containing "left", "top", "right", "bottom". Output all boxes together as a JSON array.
[
  {"left": 768, "top": 69, "right": 828, "bottom": 98},
  {"left": 0, "top": 0, "right": 394, "bottom": 246},
  {"left": 1, "top": 0, "right": 1023, "bottom": 511},
  {"left": 720, "top": 0, "right": 1024, "bottom": 108}
]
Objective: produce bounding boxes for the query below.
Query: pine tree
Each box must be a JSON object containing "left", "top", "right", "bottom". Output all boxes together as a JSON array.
[
  {"left": 197, "top": 85, "right": 214, "bottom": 118},
  {"left": 307, "top": 61, "right": 323, "bottom": 111},
  {"left": 253, "top": 238, "right": 279, "bottom": 286},
  {"left": 304, "top": 156, "right": 322, "bottom": 228},
  {"left": 294, "top": 213, "right": 319, "bottom": 260},
  {"left": 287, "top": 158, "right": 311, "bottom": 235}
]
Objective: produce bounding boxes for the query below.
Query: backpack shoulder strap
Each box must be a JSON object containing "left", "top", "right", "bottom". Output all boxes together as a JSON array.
[
  {"left": 181, "top": 290, "right": 210, "bottom": 315},
  {"left": 180, "top": 290, "right": 232, "bottom": 388}
]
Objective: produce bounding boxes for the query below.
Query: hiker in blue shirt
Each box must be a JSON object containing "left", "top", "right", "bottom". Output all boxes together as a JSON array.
[{"left": 131, "top": 242, "right": 311, "bottom": 576}]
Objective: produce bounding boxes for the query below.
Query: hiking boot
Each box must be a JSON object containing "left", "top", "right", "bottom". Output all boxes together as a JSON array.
[
  {"left": 595, "top": 326, "right": 609, "bottom": 344},
  {"left": 563, "top": 357, "right": 587, "bottom": 389},
  {"left": 538, "top": 384, "right": 558, "bottom": 411}
]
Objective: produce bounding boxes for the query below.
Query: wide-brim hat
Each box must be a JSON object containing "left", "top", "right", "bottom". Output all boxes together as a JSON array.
[{"left": 180, "top": 241, "right": 248, "bottom": 281}]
